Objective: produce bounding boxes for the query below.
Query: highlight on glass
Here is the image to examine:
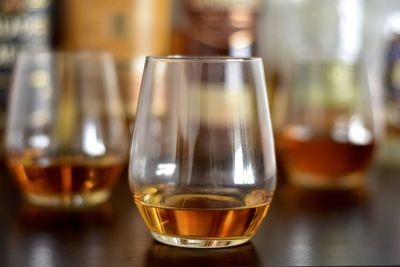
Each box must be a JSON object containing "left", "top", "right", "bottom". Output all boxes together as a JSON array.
[
  {"left": 129, "top": 56, "right": 276, "bottom": 248},
  {"left": 5, "top": 51, "right": 129, "bottom": 209}
]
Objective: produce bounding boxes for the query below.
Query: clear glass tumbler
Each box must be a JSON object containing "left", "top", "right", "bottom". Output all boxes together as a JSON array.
[
  {"left": 272, "top": 0, "right": 379, "bottom": 190},
  {"left": 129, "top": 56, "right": 276, "bottom": 248},
  {"left": 6, "top": 51, "right": 129, "bottom": 209},
  {"left": 274, "top": 59, "right": 378, "bottom": 189}
]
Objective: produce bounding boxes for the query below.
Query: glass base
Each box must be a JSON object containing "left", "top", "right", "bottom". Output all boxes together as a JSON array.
[
  {"left": 288, "top": 171, "right": 364, "bottom": 190},
  {"left": 151, "top": 232, "right": 250, "bottom": 249},
  {"left": 24, "top": 190, "right": 111, "bottom": 210}
]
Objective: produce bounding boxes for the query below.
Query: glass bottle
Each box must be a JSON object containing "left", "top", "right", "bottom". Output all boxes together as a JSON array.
[
  {"left": 174, "top": 0, "right": 261, "bottom": 57},
  {"left": 58, "top": 0, "right": 172, "bottom": 132}
]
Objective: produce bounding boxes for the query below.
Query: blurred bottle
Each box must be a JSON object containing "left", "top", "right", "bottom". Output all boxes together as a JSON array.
[
  {"left": 0, "top": 0, "right": 56, "bottom": 160},
  {"left": 58, "top": 0, "right": 172, "bottom": 131},
  {"left": 378, "top": 10, "right": 400, "bottom": 168},
  {"left": 173, "top": 0, "right": 261, "bottom": 56}
]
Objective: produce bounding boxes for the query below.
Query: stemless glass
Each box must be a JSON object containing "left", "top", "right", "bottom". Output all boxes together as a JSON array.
[
  {"left": 274, "top": 58, "right": 378, "bottom": 189},
  {"left": 129, "top": 56, "right": 276, "bottom": 248},
  {"left": 6, "top": 51, "right": 129, "bottom": 209}
]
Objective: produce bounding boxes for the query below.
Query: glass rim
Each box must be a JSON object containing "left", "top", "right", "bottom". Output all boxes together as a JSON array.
[{"left": 146, "top": 55, "right": 263, "bottom": 62}]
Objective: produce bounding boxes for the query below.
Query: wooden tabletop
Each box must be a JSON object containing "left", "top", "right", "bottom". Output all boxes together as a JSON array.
[{"left": 1, "top": 164, "right": 400, "bottom": 267}]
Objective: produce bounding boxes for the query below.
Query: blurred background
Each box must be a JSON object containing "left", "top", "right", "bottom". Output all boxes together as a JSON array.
[
  {"left": 2, "top": 2, "right": 400, "bottom": 265},
  {"left": 0, "top": 0, "right": 399, "bottom": 172}
]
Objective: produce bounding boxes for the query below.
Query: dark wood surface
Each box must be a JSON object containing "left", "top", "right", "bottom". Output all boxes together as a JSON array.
[{"left": 1, "top": 164, "right": 400, "bottom": 267}]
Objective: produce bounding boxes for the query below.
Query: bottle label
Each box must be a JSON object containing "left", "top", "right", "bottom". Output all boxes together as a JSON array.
[
  {"left": 60, "top": 0, "right": 172, "bottom": 121},
  {"left": 0, "top": 0, "right": 54, "bottom": 93}
]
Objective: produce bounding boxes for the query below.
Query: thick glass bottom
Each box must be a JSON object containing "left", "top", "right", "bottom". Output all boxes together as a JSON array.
[
  {"left": 151, "top": 232, "right": 251, "bottom": 249},
  {"left": 288, "top": 170, "right": 364, "bottom": 190},
  {"left": 25, "top": 190, "right": 111, "bottom": 209}
]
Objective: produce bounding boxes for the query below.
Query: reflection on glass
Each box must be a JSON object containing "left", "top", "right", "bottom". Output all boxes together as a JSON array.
[
  {"left": 274, "top": 184, "right": 370, "bottom": 266},
  {"left": 6, "top": 202, "right": 115, "bottom": 267},
  {"left": 17, "top": 202, "right": 114, "bottom": 229},
  {"left": 145, "top": 242, "right": 260, "bottom": 267}
]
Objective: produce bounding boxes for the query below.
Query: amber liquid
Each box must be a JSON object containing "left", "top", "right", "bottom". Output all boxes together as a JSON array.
[
  {"left": 7, "top": 154, "right": 125, "bottom": 206},
  {"left": 277, "top": 127, "right": 375, "bottom": 187},
  {"left": 134, "top": 190, "right": 272, "bottom": 242}
]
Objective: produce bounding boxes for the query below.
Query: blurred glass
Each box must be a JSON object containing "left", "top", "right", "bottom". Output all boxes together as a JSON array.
[
  {"left": 274, "top": 59, "right": 377, "bottom": 189},
  {"left": 5, "top": 51, "right": 129, "bottom": 209},
  {"left": 273, "top": 0, "right": 378, "bottom": 189},
  {"left": 129, "top": 56, "right": 276, "bottom": 248}
]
